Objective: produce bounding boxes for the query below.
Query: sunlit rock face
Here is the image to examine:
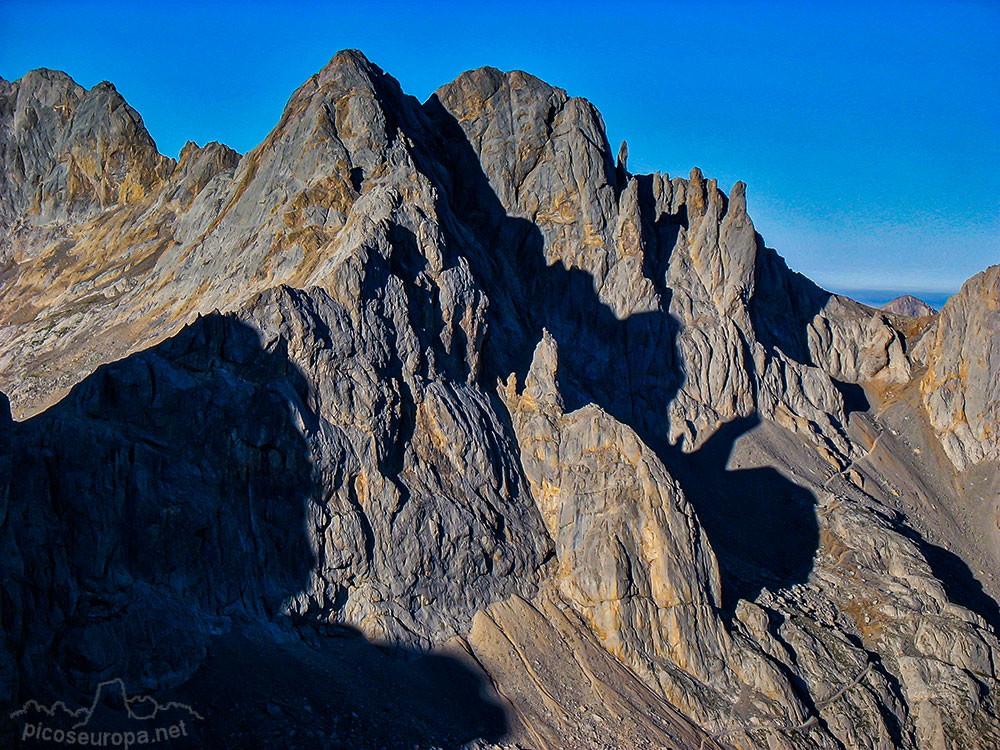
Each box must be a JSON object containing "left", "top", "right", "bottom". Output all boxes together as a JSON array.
[
  {"left": 881, "top": 295, "right": 937, "bottom": 318},
  {"left": 1, "top": 50, "right": 998, "bottom": 750}
]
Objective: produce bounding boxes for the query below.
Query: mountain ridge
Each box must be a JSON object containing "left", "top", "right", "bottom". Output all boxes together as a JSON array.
[{"left": 1, "top": 50, "right": 998, "bottom": 750}]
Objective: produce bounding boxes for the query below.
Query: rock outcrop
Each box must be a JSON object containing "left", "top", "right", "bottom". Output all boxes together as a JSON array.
[
  {"left": 1, "top": 51, "right": 998, "bottom": 750},
  {"left": 918, "top": 265, "right": 1000, "bottom": 472}
]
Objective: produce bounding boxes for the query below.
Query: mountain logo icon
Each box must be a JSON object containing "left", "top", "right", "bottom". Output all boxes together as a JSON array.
[{"left": 10, "top": 679, "right": 201, "bottom": 747}]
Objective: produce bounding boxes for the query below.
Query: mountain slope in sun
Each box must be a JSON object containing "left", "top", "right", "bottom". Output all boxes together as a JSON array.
[{"left": 1, "top": 51, "right": 998, "bottom": 750}]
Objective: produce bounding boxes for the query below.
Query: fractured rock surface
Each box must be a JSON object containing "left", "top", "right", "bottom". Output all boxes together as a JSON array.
[{"left": 1, "top": 50, "right": 998, "bottom": 749}]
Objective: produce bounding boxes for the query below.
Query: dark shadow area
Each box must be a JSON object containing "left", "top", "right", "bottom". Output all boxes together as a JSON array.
[
  {"left": 749, "top": 234, "right": 832, "bottom": 368},
  {"left": 165, "top": 624, "right": 505, "bottom": 750},
  {"left": 635, "top": 173, "right": 684, "bottom": 303},
  {"left": 832, "top": 378, "right": 870, "bottom": 417},
  {"left": 2, "top": 313, "right": 508, "bottom": 748},
  {"left": 895, "top": 522, "right": 1000, "bottom": 635},
  {"left": 661, "top": 415, "right": 819, "bottom": 617},
  {"left": 349, "top": 166, "right": 364, "bottom": 193},
  {"left": 422, "top": 95, "right": 820, "bottom": 621}
]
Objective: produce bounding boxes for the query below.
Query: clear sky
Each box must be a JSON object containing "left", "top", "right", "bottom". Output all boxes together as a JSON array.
[{"left": 1, "top": 0, "right": 997, "bottom": 301}]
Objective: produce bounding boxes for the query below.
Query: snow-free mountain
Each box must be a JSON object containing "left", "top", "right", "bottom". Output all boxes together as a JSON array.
[{"left": 1, "top": 51, "right": 999, "bottom": 749}]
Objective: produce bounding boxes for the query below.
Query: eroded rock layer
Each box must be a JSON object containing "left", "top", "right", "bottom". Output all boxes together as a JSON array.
[{"left": 1, "top": 51, "right": 998, "bottom": 749}]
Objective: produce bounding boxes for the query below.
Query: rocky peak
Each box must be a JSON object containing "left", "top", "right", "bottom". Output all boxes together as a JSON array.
[
  {"left": 259, "top": 48, "right": 430, "bottom": 180},
  {"left": 429, "top": 64, "right": 619, "bottom": 272},
  {"left": 0, "top": 68, "right": 172, "bottom": 229},
  {"left": 1, "top": 53, "right": 999, "bottom": 750},
  {"left": 882, "top": 294, "right": 937, "bottom": 317}
]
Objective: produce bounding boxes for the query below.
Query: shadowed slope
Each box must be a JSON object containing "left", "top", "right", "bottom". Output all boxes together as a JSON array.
[{"left": 0, "top": 312, "right": 511, "bottom": 748}]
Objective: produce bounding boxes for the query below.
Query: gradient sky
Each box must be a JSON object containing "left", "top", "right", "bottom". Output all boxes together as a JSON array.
[{"left": 1, "top": 0, "right": 997, "bottom": 301}]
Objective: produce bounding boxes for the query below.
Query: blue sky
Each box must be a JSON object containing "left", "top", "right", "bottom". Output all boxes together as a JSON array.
[{"left": 1, "top": 0, "right": 997, "bottom": 300}]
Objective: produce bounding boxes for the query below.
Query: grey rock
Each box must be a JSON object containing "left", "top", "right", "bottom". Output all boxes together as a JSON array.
[
  {"left": 882, "top": 295, "right": 937, "bottom": 318},
  {"left": 919, "top": 264, "right": 1000, "bottom": 471},
  {"left": 1, "top": 50, "right": 998, "bottom": 750}
]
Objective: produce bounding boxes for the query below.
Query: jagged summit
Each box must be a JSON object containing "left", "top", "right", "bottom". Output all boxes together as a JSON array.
[
  {"left": 327, "top": 47, "right": 374, "bottom": 67},
  {"left": 303, "top": 47, "right": 404, "bottom": 103},
  {"left": 1, "top": 53, "right": 998, "bottom": 750},
  {"left": 0, "top": 65, "right": 171, "bottom": 227},
  {"left": 437, "top": 64, "right": 571, "bottom": 102}
]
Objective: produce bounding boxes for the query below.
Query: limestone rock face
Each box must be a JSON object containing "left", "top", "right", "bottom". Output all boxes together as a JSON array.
[
  {"left": 1, "top": 51, "right": 998, "bottom": 749},
  {"left": 882, "top": 295, "right": 937, "bottom": 318},
  {"left": 919, "top": 265, "right": 1000, "bottom": 471},
  {"left": 0, "top": 70, "right": 172, "bottom": 227}
]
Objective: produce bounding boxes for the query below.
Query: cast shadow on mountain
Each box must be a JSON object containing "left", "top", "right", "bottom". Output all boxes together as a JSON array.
[
  {"left": 660, "top": 415, "right": 819, "bottom": 617},
  {"left": 749, "top": 237, "right": 834, "bottom": 369},
  {"left": 162, "top": 622, "right": 506, "bottom": 749},
  {"left": 424, "top": 95, "right": 819, "bottom": 621},
  {"left": 2, "top": 313, "right": 508, "bottom": 748},
  {"left": 831, "top": 378, "right": 871, "bottom": 417},
  {"left": 894, "top": 522, "right": 1000, "bottom": 635}
]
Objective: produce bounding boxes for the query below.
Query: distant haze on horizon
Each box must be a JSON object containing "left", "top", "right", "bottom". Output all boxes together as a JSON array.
[{"left": 1, "top": 0, "right": 997, "bottom": 301}]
